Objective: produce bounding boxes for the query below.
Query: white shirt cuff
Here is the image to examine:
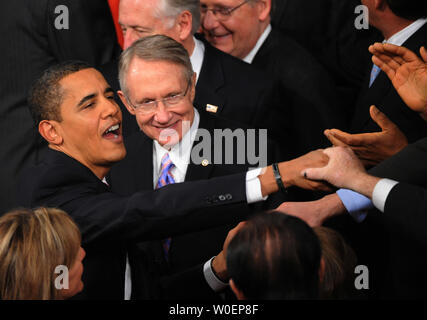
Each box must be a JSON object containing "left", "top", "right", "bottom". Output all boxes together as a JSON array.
[
  {"left": 245, "top": 168, "right": 268, "bottom": 203},
  {"left": 372, "top": 179, "right": 399, "bottom": 213},
  {"left": 203, "top": 257, "right": 229, "bottom": 292}
]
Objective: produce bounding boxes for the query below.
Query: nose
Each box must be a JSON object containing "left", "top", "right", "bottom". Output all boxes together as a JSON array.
[
  {"left": 101, "top": 96, "right": 121, "bottom": 119},
  {"left": 202, "top": 10, "right": 220, "bottom": 31},
  {"left": 153, "top": 102, "right": 172, "bottom": 124},
  {"left": 123, "top": 29, "right": 138, "bottom": 50}
]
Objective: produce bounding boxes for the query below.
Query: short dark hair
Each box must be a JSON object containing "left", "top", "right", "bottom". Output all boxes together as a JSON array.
[
  {"left": 386, "top": 0, "right": 427, "bottom": 20},
  {"left": 227, "top": 212, "right": 321, "bottom": 299},
  {"left": 28, "top": 61, "right": 93, "bottom": 125}
]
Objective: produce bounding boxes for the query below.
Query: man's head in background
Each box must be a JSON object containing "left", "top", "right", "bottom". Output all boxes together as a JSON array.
[
  {"left": 361, "top": 0, "right": 427, "bottom": 38},
  {"left": 226, "top": 212, "right": 322, "bottom": 299},
  {"left": 28, "top": 61, "right": 125, "bottom": 179},
  {"left": 118, "top": 35, "right": 196, "bottom": 147},
  {"left": 119, "top": 0, "right": 200, "bottom": 52},
  {"left": 200, "top": 0, "right": 271, "bottom": 59}
]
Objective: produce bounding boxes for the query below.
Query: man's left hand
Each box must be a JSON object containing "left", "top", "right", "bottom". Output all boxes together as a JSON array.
[{"left": 325, "top": 105, "right": 408, "bottom": 166}]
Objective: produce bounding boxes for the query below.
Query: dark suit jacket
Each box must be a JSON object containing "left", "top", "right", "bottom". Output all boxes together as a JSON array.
[
  {"left": 271, "top": 0, "right": 382, "bottom": 124},
  {"left": 350, "top": 23, "right": 427, "bottom": 143},
  {"left": 16, "top": 148, "right": 257, "bottom": 299},
  {"left": 0, "top": 0, "right": 120, "bottom": 216},
  {"left": 345, "top": 137, "right": 427, "bottom": 298},
  {"left": 251, "top": 28, "right": 347, "bottom": 157},
  {"left": 100, "top": 40, "right": 280, "bottom": 146},
  {"left": 107, "top": 112, "right": 289, "bottom": 299}
]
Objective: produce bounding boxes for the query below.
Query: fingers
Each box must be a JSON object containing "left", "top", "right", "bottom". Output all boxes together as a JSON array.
[
  {"left": 302, "top": 167, "right": 325, "bottom": 181},
  {"left": 371, "top": 55, "right": 396, "bottom": 80},
  {"left": 325, "top": 129, "right": 369, "bottom": 146},
  {"left": 324, "top": 129, "right": 350, "bottom": 146},
  {"left": 369, "top": 105, "right": 396, "bottom": 130}
]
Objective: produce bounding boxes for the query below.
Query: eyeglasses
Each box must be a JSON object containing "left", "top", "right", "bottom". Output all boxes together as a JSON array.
[
  {"left": 200, "top": 0, "right": 252, "bottom": 21},
  {"left": 128, "top": 81, "right": 191, "bottom": 114}
]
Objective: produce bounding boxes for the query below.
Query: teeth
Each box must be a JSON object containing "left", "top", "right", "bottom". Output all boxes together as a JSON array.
[{"left": 106, "top": 124, "right": 119, "bottom": 134}]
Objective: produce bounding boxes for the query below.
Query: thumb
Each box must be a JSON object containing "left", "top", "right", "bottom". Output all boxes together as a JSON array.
[
  {"left": 302, "top": 167, "right": 325, "bottom": 181},
  {"left": 369, "top": 105, "right": 395, "bottom": 130}
]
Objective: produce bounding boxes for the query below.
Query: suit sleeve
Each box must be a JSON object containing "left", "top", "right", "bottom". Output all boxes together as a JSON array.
[
  {"left": 369, "top": 137, "right": 427, "bottom": 188},
  {"left": 384, "top": 182, "right": 427, "bottom": 247},
  {"left": 36, "top": 171, "right": 251, "bottom": 246}
]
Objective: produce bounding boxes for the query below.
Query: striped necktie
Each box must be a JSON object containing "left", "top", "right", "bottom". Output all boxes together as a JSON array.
[{"left": 156, "top": 153, "right": 175, "bottom": 261}]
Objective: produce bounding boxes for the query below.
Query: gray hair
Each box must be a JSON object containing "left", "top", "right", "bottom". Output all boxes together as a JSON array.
[
  {"left": 119, "top": 34, "right": 194, "bottom": 99},
  {"left": 156, "top": 0, "right": 201, "bottom": 35}
]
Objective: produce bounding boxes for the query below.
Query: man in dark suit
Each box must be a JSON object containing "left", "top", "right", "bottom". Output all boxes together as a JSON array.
[
  {"left": 280, "top": 41, "right": 427, "bottom": 298},
  {"left": 17, "top": 57, "right": 329, "bottom": 299},
  {"left": 199, "top": 0, "right": 346, "bottom": 157},
  {"left": 108, "top": 35, "right": 289, "bottom": 299},
  {"left": 100, "top": 0, "right": 279, "bottom": 144},
  {"left": 0, "top": 0, "right": 120, "bottom": 216},
  {"left": 324, "top": 0, "right": 427, "bottom": 166}
]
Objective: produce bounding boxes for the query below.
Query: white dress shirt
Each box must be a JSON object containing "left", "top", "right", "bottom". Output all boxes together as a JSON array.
[
  {"left": 190, "top": 37, "right": 205, "bottom": 84},
  {"left": 243, "top": 24, "right": 272, "bottom": 64}
]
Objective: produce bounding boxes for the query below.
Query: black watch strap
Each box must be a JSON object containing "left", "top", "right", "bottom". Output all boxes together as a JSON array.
[{"left": 272, "top": 163, "right": 287, "bottom": 194}]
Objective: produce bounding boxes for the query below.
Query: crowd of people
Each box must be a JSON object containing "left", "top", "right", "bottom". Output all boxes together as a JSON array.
[{"left": 0, "top": 0, "right": 426, "bottom": 300}]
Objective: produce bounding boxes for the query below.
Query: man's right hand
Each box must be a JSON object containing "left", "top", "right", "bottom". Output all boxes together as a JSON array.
[
  {"left": 259, "top": 150, "right": 332, "bottom": 196},
  {"left": 277, "top": 193, "right": 347, "bottom": 227}
]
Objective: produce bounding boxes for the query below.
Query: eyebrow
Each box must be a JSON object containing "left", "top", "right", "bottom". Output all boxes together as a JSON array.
[{"left": 76, "top": 87, "right": 114, "bottom": 108}]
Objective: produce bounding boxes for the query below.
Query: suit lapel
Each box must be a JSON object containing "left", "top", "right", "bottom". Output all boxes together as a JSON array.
[
  {"left": 194, "top": 43, "right": 226, "bottom": 117},
  {"left": 130, "top": 132, "right": 155, "bottom": 191},
  {"left": 352, "top": 23, "right": 427, "bottom": 131},
  {"left": 185, "top": 112, "right": 216, "bottom": 182}
]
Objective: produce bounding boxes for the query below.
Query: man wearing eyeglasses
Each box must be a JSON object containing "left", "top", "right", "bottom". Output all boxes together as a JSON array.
[
  {"left": 200, "top": 0, "right": 346, "bottom": 157},
  {"left": 108, "top": 34, "right": 290, "bottom": 299},
  {"left": 100, "top": 0, "right": 283, "bottom": 151}
]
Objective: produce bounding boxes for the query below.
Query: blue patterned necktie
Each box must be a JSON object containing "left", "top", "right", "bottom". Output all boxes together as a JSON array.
[
  {"left": 156, "top": 153, "right": 175, "bottom": 261},
  {"left": 369, "top": 64, "right": 381, "bottom": 87}
]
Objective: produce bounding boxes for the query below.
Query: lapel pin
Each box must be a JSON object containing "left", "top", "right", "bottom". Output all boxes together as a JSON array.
[
  {"left": 206, "top": 104, "right": 218, "bottom": 113},
  {"left": 201, "top": 159, "right": 209, "bottom": 167}
]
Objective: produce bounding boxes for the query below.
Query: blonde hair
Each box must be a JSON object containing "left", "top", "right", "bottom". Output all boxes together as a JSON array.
[{"left": 0, "top": 207, "right": 81, "bottom": 300}]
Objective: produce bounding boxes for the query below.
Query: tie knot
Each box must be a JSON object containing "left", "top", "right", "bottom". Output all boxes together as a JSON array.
[
  {"left": 160, "top": 153, "right": 174, "bottom": 171},
  {"left": 156, "top": 153, "right": 175, "bottom": 189}
]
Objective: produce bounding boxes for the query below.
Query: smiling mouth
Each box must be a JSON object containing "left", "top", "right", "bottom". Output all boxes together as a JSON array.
[{"left": 102, "top": 123, "right": 121, "bottom": 140}]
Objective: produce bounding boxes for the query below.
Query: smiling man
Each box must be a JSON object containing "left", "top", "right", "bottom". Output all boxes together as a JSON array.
[
  {"left": 100, "top": 0, "right": 281, "bottom": 146},
  {"left": 17, "top": 60, "right": 330, "bottom": 299},
  {"left": 108, "top": 35, "right": 289, "bottom": 299},
  {"left": 199, "top": 0, "right": 345, "bottom": 156}
]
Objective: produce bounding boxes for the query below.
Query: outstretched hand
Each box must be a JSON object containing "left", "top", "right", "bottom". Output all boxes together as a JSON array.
[
  {"left": 369, "top": 43, "right": 427, "bottom": 118},
  {"left": 325, "top": 106, "right": 407, "bottom": 166},
  {"left": 301, "top": 147, "right": 381, "bottom": 198}
]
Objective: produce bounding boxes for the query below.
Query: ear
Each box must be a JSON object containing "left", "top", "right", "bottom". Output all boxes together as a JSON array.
[
  {"left": 318, "top": 257, "right": 326, "bottom": 284},
  {"left": 39, "top": 120, "right": 63, "bottom": 145},
  {"left": 176, "top": 11, "right": 193, "bottom": 41},
  {"left": 374, "top": 0, "right": 387, "bottom": 10},
  {"left": 229, "top": 279, "right": 246, "bottom": 300},
  {"left": 257, "top": 0, "right": 271, "bottom": 21},
  {"left": 118, "top": 90, "right": 136, "bottom": 116}
]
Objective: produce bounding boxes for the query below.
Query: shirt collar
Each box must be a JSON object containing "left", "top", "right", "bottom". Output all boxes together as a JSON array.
[
  {"left": 190, "top": 37, "right": 205, "bottom": 83},
  {"left": 154, "top": 108, "right": 200, "bottom": 175},
  {"left": 243, "top": 24, "right": 272, "bottom": 64},
  {"left": 385, "top": 18, "right": 427, "bottom": 45}
]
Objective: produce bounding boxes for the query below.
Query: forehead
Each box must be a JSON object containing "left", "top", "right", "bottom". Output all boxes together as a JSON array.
[
  {"left": 126, "top": 58, "right": 187, "bottom": 94},
  {"left": 119, "top": 0, "right": 158, "bottom": 23},
  {"left": 201, "top": 0, "right": 240, "bottom": 6},
  {"left": 59, "top": 68, "right": 108, "bottom": 100}
]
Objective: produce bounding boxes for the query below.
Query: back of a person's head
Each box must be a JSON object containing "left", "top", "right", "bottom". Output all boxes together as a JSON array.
[
  {"left": 227, "top": 212, "right": 321, "bottom": 299},
  {"left": 0, "top": 207, "right": 81, "bottom": 300},
  {"left": 314, "top": 226, "right": 357, "bottom": 299},
  {"left": 386, "top": 0, "right": 427, "bottom": 20}
]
